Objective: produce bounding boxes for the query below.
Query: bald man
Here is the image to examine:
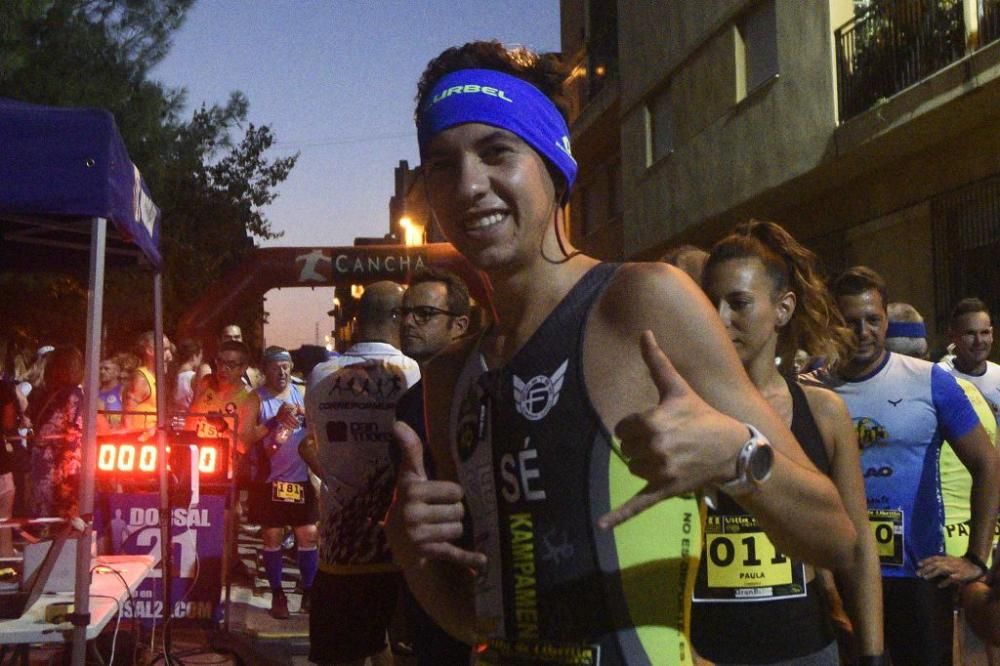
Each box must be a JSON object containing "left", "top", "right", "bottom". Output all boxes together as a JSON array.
[{"left": 304, "top": 281, "right": 420, "bottom": 665}]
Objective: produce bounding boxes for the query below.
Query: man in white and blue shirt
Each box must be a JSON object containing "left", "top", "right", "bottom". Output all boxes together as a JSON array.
[{"left": 810, "top": 266, "right": 999, "bottom": 666}]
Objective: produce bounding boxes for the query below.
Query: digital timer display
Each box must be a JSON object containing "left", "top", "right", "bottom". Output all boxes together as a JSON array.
[
  {"left": 94, "top": 432, "right": 229, "bottom": 482},
  {"left": 96, "top": 443, "right": 219, "bottom": 474}
]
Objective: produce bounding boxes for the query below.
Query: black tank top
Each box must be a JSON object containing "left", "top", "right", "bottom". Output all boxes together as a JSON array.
[
  {"left": 450, "top": 263, "right": 701, "bottom": 665},
  {"left": 691, "top": 377, "right": 834, "bottom": 663}
]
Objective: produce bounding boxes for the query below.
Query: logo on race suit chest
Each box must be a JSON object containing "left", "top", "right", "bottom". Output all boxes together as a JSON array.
[
  {"left": 513, "top": 360, "right": 568, "bottom": 422},
  {"left": 854, "top": 417, "right": 889, "bottom": 450}
]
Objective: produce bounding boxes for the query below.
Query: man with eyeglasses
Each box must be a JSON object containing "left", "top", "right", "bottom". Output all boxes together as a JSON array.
[
  {"left": 395, "top": 268, "right": 473, "bottom": 665},
  {"left": 397, "top": 268, "right": 472, "bottom": 366},
  {"left": 304, "top": 281, "right": 420, "bottom": 664},
  {"left": 187, "top": 340, "right": 258, "bottom": 581},
  {"left": 201, "top": 323, "right": 264, "bottom": 390}
]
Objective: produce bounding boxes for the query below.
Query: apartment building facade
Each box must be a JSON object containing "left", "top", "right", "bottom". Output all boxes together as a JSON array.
[{"left": 562, "top": 0, "right": 1000, "bottom": 348}]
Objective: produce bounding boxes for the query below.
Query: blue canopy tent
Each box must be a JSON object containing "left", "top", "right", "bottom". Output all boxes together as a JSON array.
[{"left": 0, "top": 97, "right": 168, "bottom": 665}]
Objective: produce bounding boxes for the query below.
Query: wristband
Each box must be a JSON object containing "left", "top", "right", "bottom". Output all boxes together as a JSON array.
[
  {"left": 859, "top": 656, "right": 888, "bottom": 666},
  {"left": 963, "top": 551, "right": 989, "bottom": 578}
]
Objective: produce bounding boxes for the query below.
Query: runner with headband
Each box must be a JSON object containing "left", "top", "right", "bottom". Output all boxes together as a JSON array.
[
  {"left": 385, "top": 41, "right": 856, "bottom": 665},
  {"left": 698, "top": 220, "right": 883, "bottom": 665}
]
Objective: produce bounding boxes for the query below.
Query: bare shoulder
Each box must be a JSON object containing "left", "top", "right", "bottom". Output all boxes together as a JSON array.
[
  {"left": 800, "top": 381, "right": 853, "bottom": 435},
  {"left": 596, "top": 262, "right": 700, "bottom": 331}
]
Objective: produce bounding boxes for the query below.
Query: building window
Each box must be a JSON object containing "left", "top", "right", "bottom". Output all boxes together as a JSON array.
[
  {"left": 735, "top": 0, "right": 779, "bottom": 101},
  {"left": 646, "top": 85, "right": 673, "bottom": 166},
  {"left": 577, "top": 159, "right": 622, "bottom": 238},
  {"left": 932, "top": 175, "right": 1000, "bottom": 333}
]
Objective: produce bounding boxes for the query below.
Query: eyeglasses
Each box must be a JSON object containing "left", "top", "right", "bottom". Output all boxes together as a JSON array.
[
  {"left": 217, "top": 359, "right": 246, "bottom": 370},
  {"left": 392, "top": 305, "right": 460, "bottom": 325}
]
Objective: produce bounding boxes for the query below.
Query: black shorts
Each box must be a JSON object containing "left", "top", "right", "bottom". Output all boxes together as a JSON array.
[
  {"left": 308, "top": 569, "right": 401, "bottom": 663},
  {"left": 246, "top": 479, "right": 318, "bottom": 528},
  {"left": 882, "top": 576, "right": 955, "bottom": 666}
]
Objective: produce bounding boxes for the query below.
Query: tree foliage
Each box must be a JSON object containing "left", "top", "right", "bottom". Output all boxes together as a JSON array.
[{"left": 0, "top": 0, "right": 297, "bottom": 362}]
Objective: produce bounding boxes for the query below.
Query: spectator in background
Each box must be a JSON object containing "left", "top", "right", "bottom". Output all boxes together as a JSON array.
[
  {"left": 201, "top": 324, "right": 263, "bottom": 390},
  {"left": 886, "top": 301, "right": 1000, "bottom": 665},
  {"left": 114, "top": 351, "right": 139, "bottom": 410},
  {"left": 394, "top": 268, "right": 471, "bottom": 666},
  {"left": 173, "top": 338, "right": 203, "bottom": 414},
  {"left": 939, "top": 298, "right": 1000, "bottom": 419},
  {"left": 0, "top": 375, "right": 28, "bottom": 557},
  {"left": 812, "top": 268, "right": 999, "bottom": 665},
  {"left": 886, "top": 302, "right": 930, "bottom": 359},
  {"left": 247, "top": 346, "right": 317, "bottom": 620},
  {"left": 96, "top": 356, "right": 124, "bottom": 433},
  {"left": 17, "top": 345, "right": 53, "bottom": 400},
  {"left": 26, "top": 346, "right": 84, "bottom": 519},
  {"left": 125, "top": 330, "right": 172, "bottom": 432}
]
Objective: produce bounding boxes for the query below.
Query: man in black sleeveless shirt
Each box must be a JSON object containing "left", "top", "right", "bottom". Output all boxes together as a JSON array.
[{"left": 385, "top": 42, "right": 858, "bottom": 664}]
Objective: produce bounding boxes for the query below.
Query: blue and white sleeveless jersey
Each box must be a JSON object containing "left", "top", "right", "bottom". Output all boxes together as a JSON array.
[{"left": 809, "top": 352, "right": 980, "bottom": 578}]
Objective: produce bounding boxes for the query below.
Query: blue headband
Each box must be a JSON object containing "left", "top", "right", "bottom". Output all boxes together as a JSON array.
[
  {"left": 887, "top": 321, "right": 926, "bottom": 338},
  {"left": 263, "top": 348, "right": 292, "bottom": 364},
  {"left": 417, "top": 69, "right": 577, "bottom": 196}
]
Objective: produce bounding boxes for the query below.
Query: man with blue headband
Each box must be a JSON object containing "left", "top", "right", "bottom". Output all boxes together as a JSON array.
[
  {"left": 385, "top": 41, "right": 857, "bottom": 665},
  {"left": 246, "top": 345, "right": 318, "bottom": 620}
]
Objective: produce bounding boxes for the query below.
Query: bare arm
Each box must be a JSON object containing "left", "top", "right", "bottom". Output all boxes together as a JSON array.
[
  {"left": 918, "top": 422, "right": 1000, "bottom": 584},
  {"left": 951, "top": 423, "right": 1000, "bottom": 563},
  {"left": 298, "top": 435, "right": 324, "bottom": 481},
  {"left": 806, "top": 386, "right": 884, "bottom": 657},
  {"left": 590, "top": 264, "right": 856, "bottom": 568}
]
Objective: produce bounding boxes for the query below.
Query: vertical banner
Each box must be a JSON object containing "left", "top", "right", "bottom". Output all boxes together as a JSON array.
[{"left": 98, "top": 492, "right": 224, "bottom": 625}]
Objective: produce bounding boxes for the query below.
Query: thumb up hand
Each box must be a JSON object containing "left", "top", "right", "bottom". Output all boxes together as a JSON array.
[{"left": 387, "top": 421, "right": 487, "bottom": 571}]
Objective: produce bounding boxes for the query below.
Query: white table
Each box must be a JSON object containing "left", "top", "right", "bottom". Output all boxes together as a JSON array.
[{"left": 0, "top": 554, "right": 155, "bottom": 645}]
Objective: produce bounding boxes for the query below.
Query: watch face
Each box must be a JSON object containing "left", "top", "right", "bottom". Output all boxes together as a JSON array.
[{"left": 748, "top": 443, "right": 774, "bottom": 483}]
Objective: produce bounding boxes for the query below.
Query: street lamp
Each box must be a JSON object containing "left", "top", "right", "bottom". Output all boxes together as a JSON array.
[{"left": 399, "top": 215, "right": 425, "bottom": 246}]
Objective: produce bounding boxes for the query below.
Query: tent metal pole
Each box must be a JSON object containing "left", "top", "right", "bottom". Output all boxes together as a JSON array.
[
  {"left": 153, "top": 271, "right": 173, "bottom": 656},
  {"left": 71, "top": 217, "right": 107, "bottom": 666}
]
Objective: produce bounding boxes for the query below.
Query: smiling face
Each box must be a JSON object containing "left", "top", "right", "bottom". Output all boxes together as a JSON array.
[
  {"left": 951, "top": 311, "right": 993, "bottom": 373},
  {"left": 704, "top": 257, "right": 793, "bottom": 367},
  {"left": 422, "top": 123, "right": 558, "bottom": 274},
  {"left": 837, "top": 289, "right": 888, "bottom": 376}
]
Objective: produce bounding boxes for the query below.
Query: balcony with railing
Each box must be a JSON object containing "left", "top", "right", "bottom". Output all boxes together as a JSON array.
[{"left": 835, "top": 0, "right": 967, "bottom": 121}]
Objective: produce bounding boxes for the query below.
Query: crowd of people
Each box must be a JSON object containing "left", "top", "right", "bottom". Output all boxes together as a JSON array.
[{"left": 2, "top": 39, "right": 1000, "bottom": 666}]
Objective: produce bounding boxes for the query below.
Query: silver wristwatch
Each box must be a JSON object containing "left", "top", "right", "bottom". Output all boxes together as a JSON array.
[{"left": 719, "top": 424, "right": 774, "bottom": 497}]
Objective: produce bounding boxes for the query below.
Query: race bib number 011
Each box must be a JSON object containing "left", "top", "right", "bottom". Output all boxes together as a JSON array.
[
  {"left": 692, "top": 514, "right": 806, "bottom": 603},
  {"left": 868, "top": 508, "right": 904, "bottom": 566},
  {"left": 272, "top": 481, "right": 305, "bottom": 504}
]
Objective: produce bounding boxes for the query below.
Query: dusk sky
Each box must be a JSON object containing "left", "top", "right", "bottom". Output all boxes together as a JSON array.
[{"left": 152, "top": 0, "right": 561, "bottom": 349}]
